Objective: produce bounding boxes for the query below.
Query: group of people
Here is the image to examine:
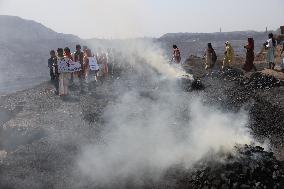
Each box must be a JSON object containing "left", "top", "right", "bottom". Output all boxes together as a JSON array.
[
  {"left": 48, "top": 34, "right": 283, "bottom": 96},
  {"left": 172, "top": 33, "right": 283, "bottom": 72},
  {"left": 48, "top": 45, "right": 111, "bottom": 96}
]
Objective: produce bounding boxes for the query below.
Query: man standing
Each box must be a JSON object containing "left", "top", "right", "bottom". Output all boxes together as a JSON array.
[
  {"left": 72, "top": 45, "right": 84, "bottom": 87},
  {"left": 48, "top": 50, "right": 57, "bottom": 80},
  {"left": 74, "top": 45, "right": 84, "bottom": 64}
]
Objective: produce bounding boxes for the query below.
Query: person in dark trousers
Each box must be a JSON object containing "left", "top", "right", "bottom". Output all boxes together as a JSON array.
[
  {"left": 48, "top": 50, "right": 57, "bottom": 80},
  {"left": 49, "top": 49, "right": 60, "bottom": 95},
  {"left": 243, "top": 38, "right": 257, "bottom": 72}
]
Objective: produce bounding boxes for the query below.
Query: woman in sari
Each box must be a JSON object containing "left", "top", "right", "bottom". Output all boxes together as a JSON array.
[
  {"left": 57, "top": 47, "right": 72, "bottom": 96},
  {"left": 172, "top": 45, "right": 181, "bottom": 64},
  {"left": 222, "top": 41, "right": 234, "bottom": 70},
  {"left": 204, "top": 43, "right": 217, "bottom": 70},
  {"left": 243, "top": 38, "right": 257, "bottom": 72},
  {"left": 265, "top": 33, "right": 276, "bottom": 69}
]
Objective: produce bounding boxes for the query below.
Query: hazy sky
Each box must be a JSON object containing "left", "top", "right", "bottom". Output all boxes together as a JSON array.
[{"left": 0, "top": 0, "right": 283, "bottom": 39}]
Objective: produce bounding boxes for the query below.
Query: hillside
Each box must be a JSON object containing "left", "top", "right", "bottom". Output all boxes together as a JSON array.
[
  {"left": 0, "top": 16, "right": 280, "bottom": 93},
  {"left": 0, "top": 15, "right": 83, "bottom": 93},
  {"left": 157, "top": 31, "right": 270, "bottom": 59}
]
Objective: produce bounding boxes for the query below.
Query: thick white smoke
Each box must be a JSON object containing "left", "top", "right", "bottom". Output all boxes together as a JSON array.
[
  {"left": 76, "top": 41, "right": 253, "bottom": 186},
  {"left": 115, "top": 40, "right": 193, "bottom": 79},
  {"left": 78, "top": 93, "right": 252, "bottom": 185}
]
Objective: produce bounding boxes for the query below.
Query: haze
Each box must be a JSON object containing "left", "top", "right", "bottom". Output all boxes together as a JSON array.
[{"left": 0, "top": 0, "right": 283, "bottom": 39}]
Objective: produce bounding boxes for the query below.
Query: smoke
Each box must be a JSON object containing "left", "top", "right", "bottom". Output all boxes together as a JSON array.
[
  {"left": 76, "top": 41, "right": 253, "bottom": 187},
  {"left": 114, "top": 40, "right": 192, "bottom": 79},
  {"left": 78, "top": 93, "right": 252, "bottom": 186}
]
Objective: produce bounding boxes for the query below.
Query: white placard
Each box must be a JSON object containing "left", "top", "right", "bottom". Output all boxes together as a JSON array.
[
  {"left": 58, "top": 58, "right": 82, "bottom": 73},
  {"left": 89, "top": 57, "right": 99, "bottom": 71}
]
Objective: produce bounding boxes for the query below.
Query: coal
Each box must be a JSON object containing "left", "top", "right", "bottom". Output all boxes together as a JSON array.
[
  {"left": 191, "top": 79, "right": 205, "bottom": 90},
  {"left": 208, "top": 68, "right": 244, "bottom": 82},
  {"left": 177, "top": 76, "right": 205, "bottom": 91},
  {"left": 207, "top": 68, "right": 282, "bottom": 90},
  {"left": 249, "top": 96, "right": 284, "bottom": 146},
  {"left": 172, "top": 145, "right": 284, "bottom": 189},
  {"left": 241, "top": 72, "right": 282, "bottom": 90}
]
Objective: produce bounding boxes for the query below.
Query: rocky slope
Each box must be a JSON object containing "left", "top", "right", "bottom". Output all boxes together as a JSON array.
[{"left": 0, "top": 15, "right": 83, "bottom": 93}]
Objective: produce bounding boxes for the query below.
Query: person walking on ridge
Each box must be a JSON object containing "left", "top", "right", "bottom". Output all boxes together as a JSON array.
[
  {"left": 172, "top": 45, "right": 181, "bottom": 64},
  {"left": 222, "top": 41, "right": 234, "bottom": 70},
  {"left": 204, "top": 43, "right": 217, "bottom": 70},
  {"left": 243, "top": 38, "right": 257, "bottom": 72}
]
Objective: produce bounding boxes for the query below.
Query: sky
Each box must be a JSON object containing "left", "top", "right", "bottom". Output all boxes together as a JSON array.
[{"left": 0, "top": 0, "right": 283, "bottom": 39}]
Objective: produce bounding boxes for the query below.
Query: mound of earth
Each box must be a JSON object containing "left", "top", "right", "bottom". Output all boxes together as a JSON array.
[
  {"left": 241, "top": 72, "right": 282, "bottom": 89},
  {"left": 171, "top": 145, "right": 284, "bottom": 189}
]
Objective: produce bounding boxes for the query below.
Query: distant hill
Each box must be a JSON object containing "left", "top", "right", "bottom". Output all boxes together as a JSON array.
[
  {"left": 0, "top": 16, "right": 278, "bottom": 93},
  {"left": 0, "top": 15, "right": 83, "bottom": 93},
  {"left": 159, "top": 31, "right": 268, "bottom": 41},
  {"left": 87, "top": 31, "right": 271, "bottom": 60},
  {"left": 157, "top": 31, "right": 270, "bottom": 58}
]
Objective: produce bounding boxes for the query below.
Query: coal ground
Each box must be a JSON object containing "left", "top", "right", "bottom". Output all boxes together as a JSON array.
[{"left": 0, "top": 58, "right": 284, "bottom": 188}]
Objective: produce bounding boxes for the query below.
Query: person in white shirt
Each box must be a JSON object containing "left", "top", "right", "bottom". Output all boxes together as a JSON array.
[{"left": 264, "top": 33, "right": 276, "bottom": 69}]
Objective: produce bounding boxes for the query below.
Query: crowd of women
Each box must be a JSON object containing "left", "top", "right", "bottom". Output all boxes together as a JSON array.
[
  {"left": 48, "top": 33, "right": 284, "bottom": 96},
  {"left": 172, "top": 33, "right": 284, "bottom": 72},
  {"left": 48, "top": 45, "right": 113, "bottom": 96}
]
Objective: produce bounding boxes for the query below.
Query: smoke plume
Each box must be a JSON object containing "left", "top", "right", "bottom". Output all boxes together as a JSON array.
[{"left": 76, "top": 41, "right": 253, "bottom": 187}]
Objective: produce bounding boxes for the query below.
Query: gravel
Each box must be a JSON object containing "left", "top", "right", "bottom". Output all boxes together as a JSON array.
[{"left": 0, "top": 58, "right": 283, "bottom": 188}]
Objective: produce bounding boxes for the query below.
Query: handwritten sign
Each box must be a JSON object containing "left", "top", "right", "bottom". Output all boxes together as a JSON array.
[
  {"left": 88, "top": 57, "right": 99, "bottom": 71},
  {"left": 58, "top": 58, "right": 82, "bottom": 73}
]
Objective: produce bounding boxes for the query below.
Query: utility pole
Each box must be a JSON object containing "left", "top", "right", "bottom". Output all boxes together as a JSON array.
[
  {"left": 265, "top": 26, "right": 268, "bottom": 33},
  {"left": 220, "top": 27, "right": 222, "bottom": 33}
]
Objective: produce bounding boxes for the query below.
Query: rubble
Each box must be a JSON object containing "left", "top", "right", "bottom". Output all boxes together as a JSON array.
[
  {"left": 241, "top": 72, "right": 282, "bottom": 90},
  {"left": 208, "top": 68, "right": 244, "bottom": 82},
  {"left": 0, "top": 57, "right": 284, "bottom": 188},
  {"left": 177, "top": 76, "right": 205, "bottom": 91},
  {"left": 173, "top": 145, "right": 284, "bottom": 189},
  {"left": 249, "top": 96, "right": 284, "bottom": 146}
]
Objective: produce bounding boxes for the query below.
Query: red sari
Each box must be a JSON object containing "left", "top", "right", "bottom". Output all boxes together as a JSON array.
[{"left": 243, "top": 38, "right": 256, "bottom": 72}]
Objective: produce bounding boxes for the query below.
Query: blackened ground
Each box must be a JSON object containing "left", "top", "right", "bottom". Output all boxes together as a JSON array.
[
  {"left": 185, "top": 58, "right": 284, "bottom": 150},
  {"left": 0, "top": 58, "right": 283, "bottom": 188}
]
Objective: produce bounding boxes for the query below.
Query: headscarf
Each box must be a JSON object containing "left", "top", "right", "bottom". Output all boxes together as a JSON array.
[{"left": 248, "top": 38, "right": 254, "bottom": 50}]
